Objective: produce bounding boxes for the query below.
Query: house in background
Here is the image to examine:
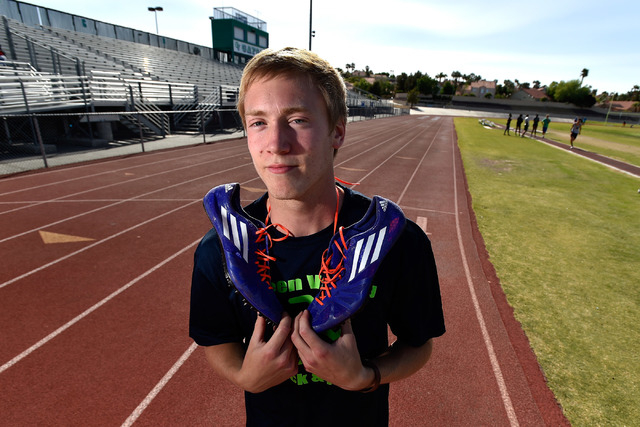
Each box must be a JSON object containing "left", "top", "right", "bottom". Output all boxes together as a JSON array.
[
  {"left": 461, "top": 80, "right": 496, "bottom": 98},
  {"left": 595, "top": 100, "right": 638, "bottom": 112},
  {"left": 512, "top": 88, "right": 549, "bottom": 101}
]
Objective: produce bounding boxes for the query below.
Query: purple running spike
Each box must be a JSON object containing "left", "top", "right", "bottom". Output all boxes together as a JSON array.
[
  {"left": 309, "top": 196, "right": 406, "bottom": 333},
  {"left": 203, "top": 183, "right": 283, "bottom": 325}
]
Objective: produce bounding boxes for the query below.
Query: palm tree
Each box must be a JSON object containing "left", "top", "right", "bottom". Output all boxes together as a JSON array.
[
  {"left": 580, "top": 68, "right": 589, "bottom": 85},
  {"left": 451, "top": 71, "right": 462, "bottom": 94},
  {"left": 436, "top": 72, "right": 447, "bottom": 83}
]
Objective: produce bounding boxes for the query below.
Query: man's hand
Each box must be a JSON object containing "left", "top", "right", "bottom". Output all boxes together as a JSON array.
[
  {"left": 204, "top": 314, "right": 298, "bottom": 393},
  {"left": 291, "top": 310, "right": 373, "bottom": 391},
  {"left": 241, "top": 314, "right": 299, "bottom": 392}
]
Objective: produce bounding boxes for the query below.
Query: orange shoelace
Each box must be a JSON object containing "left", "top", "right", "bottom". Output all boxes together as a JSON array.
[
  {"left": 256, "top": 184, "right": 345, "bottom": 298},
  {"left": 315, "top": 186, "right": 346, "bottom": 306},
  {"left": 315, "top": 227, "right": 347, "bottom": 305},
  {"left": 255, "top": 208, "right": 290, "bottom": 289}
]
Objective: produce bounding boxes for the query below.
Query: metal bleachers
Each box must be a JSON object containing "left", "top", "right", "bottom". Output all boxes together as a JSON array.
[{"left": 1, "top": 16, "right": 244, "bottom": 101}]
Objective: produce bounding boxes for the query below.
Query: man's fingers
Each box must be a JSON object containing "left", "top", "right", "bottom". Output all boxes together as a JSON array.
[
  {"left": 341, "top": 318, "right": 353, "bottom": 336},
  {"left": 262, "top": 313, "right": 292, "bottom": 347},
  {"left": 293, "top": 310, "right": 326, "bottom": 352},
  {"left": 251, "top": 314, "right": 267, "bottom": 343}
]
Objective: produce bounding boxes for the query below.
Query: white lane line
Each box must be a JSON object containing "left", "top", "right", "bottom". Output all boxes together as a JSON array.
[
  {"left": 0, "top": 160, "right": 252, "bottom": 244},
  {"left": 395, "top": 120, "right": 444, "bottom": 206},
  {"left": 336, "top": 123, "right": 417, "bottom": 172},
  {"left": 0, "top": 200, "right": 199, "bottom": 290},
  {"left": 120, "top": 342, "right": 198, "bottom": 427},
  {"left": 0, "top": 153, "right": 249, "bottom": 217},
  {"left": 0, "top": 239, "right": 200, "bottom": 374},
  {"left": 451, "top": 124, "right": 519, "bottom": 426},
  {"left": 0, "top": 137, "right": 242, "bottom": 195}
]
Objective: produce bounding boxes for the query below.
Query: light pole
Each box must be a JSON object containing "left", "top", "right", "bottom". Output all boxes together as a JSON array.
[
  {"left": 309, "top": 0, "right": 314, "bottom": 50},
  {"left": 148, "top": 6, "right": 163, "bottom": 35}
]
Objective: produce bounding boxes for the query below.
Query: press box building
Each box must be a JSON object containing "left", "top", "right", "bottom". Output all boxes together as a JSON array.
[{"left": 210, "top": 7, "right": 268, "bottom": 65}]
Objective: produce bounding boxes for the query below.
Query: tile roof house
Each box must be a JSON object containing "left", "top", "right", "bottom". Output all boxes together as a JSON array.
[
  {"left": 461, "top": 80, "right": 496, "bottom": 97},
  {"left": 596, "top": 100, "right": 638, "bottom": 112},
  {"left": 511, "top": 88, "right": 549, "bottom": 101}
]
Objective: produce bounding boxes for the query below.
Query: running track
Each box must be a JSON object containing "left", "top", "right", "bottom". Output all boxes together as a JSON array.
[{"left": 0, "top": 115, "right": 569, "bottom": 426}]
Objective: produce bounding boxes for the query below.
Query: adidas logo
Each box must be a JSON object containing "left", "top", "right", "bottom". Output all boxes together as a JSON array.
[
  {"left": 225, "top": 183, "right": 234, "bottom": 192},
  {"left": 379, "top": 199, "right": 388, "bottom": 212},
  {"left": 219, "top": 206, "right": 249, "bottom": 262},
  {"left": 348, "top": 226, "right": 387, "bottom": 282}
]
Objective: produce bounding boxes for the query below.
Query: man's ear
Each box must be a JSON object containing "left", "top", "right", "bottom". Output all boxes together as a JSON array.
[{"left": 332, "top": 120, "right": 346, "bottom": 150}]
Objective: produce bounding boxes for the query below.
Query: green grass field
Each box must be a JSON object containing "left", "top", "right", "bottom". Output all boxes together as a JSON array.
[
  {"left": 455, "top": 117, "right": 640, "bottom": 426},
  {"left": 503, "top": 118, "right": 640, "bottom": 167}
]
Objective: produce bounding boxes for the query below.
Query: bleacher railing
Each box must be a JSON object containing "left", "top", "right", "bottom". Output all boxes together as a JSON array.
[{"left": 0, "top": 66, "right": 197, "bottom": 113}]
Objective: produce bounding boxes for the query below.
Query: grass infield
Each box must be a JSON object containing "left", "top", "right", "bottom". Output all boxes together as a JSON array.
[{"left": 455, "top": 117, "right": 640, "bottom": 426}]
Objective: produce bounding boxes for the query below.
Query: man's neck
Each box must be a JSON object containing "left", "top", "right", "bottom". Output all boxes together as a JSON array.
[{"left": 268, "top": 186, "right": 343, "bottom": 237}]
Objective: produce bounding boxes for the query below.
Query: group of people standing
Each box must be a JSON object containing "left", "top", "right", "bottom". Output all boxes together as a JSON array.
[
  {"left": 503, "top": 113, "right": 586, "bottom": 149},
  {"left": 503, "top": 113, "right": 551, "bottom": 138}
]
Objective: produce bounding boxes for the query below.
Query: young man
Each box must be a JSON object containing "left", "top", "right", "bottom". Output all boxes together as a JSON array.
[
  {"left": 189, "top": 47, "right": 445, "bottom": 426},
  {"left": 504, "top": 113, "right": 512, "bottom": 136},
  {"left": 531, "top": 114, "right": 540, "bottom": 137},
  {"left": 521, "top": 114, "right": 530, "bottom": 138},
  {"left": 570, "top": 118, "right": 581, "bottom": 148},
  {"left": 515, "top": 114, "right": 523, "bottom": 135},
  {"left": 541, "top": 114, "right": 551, "bottom": 138}
]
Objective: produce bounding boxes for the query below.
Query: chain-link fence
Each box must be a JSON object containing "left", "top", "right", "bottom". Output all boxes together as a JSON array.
[{"left": 0, "top": 109, "right": 241, "bottom": 175}]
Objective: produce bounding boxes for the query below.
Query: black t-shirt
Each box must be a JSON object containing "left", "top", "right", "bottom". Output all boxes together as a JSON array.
[{"left": 189, "top": 186, "right": 445, "bottom": 426}]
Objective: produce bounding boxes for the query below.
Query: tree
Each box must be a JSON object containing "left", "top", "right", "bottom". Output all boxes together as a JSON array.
[
  {"left": 467, "top": 73, "right": 482, "bottom": 83},
  {"left": 405, "top": 71, "right": 423, "bottom": 93},
  {"left": 547, "top": 79, "right": 596, "bottom": 107},
  {"left": 497, "top": 79, "right": 515, "bottom": 98},
  {"left": 580, "top": 68, "right": 589, "bottom": 85},
  {"left": 416, "top": 74, "right": 439, "bottom": 96},
  {"left": 441, "top": 81, "right": 455, "bottom": 95},
  {"left": 451, "top": 71, "right": 462, "bottom": 94},
  {"left": 396, "top": 72, "right": 408, "bottom": 92},
  {"left": 345, "top": 63, "right": 355, "bottom": 75},
  {"left": 436, "top": 72, "right": 447, "bottom": 83},
  {"left": 533, "top": 80, "right": 541, "bottom": 89},
  {"left": 407, "top": 88, "right": 420, "bottom": 108},
  {"left": 353, "top": 78, "right": 371, "bottom": 93}
]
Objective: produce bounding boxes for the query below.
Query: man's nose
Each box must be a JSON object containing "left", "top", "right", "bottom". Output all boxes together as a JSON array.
[{"left": 265, "top": 122, "right": 291, "bottom": 154}]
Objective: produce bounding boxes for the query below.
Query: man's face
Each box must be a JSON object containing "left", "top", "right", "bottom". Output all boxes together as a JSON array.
[{"left": 243, "top": 73, "right": 345, "bottom": 204}]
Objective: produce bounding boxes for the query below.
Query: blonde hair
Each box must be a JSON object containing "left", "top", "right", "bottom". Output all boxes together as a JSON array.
[{"left": 237, "top": 47, "right": 347, "bottom": 129}]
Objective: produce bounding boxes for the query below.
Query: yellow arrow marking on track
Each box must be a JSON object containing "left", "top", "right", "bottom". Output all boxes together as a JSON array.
[
  {"left": 39, "top": 230, "right": 95, "bottom": 244},
  {"left": 338, "top": 167, "right": 366, "bottom": 172},
  {"left": 416, "top": 216, "right": 431, "bottom": 235}
]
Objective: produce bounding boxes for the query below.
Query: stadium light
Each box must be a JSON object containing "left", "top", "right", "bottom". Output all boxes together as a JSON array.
[
  {"left": 309, "top": 0, "right": 313, "bottom": 50},
  {"left": 148, "top": 6, "right": 163, "bottom": 35}
]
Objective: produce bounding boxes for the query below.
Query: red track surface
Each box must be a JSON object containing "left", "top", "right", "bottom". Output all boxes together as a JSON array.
[{"left": 0, "top": 116, "right": 568, "bottom": 426}]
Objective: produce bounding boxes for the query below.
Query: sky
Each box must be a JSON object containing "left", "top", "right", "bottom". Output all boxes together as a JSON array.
[{"left": 23, "top": 0, "right": 640, "bottom": 94}]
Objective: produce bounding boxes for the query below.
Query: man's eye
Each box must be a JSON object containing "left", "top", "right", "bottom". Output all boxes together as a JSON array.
[{"left": 250, "top": 121, "right": 265, "bottom": 127}]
